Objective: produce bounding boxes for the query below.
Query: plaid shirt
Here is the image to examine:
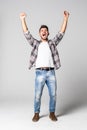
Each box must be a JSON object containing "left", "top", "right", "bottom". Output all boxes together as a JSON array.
[{"left": 24, "top": 31, "right": 64, "bottom": 70}]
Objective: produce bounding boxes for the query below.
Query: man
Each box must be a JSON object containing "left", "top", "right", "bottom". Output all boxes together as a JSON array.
[{"left": 20, "top": 11, "right": 69, "bottom": 122}]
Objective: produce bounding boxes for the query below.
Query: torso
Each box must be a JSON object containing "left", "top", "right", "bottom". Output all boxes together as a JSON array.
[{"left": 35, "top": 41, "right": 54, "bottom": 68}]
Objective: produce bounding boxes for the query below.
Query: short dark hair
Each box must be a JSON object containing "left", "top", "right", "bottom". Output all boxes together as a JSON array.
[{"left": 39, "top": 25, "right": 49, "bottom": 32}]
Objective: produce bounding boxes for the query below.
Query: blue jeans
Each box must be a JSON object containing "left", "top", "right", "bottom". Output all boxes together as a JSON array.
[{"left": 34, "top": 69, "right": 57, "bottom": 113}]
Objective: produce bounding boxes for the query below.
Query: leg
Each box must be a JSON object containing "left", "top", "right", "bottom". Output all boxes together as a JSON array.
[
  {"left": 46, "top": 70, "right": 57, "bottom": 121},
  {"left": 34, "top": 70, "right": 45, "bottom": 113},
  {"left": 46, "top": 70, "right": 57, "bottom": 112},
  {"left": 32, "top": 70, "right": 46, "bottom": 122}
]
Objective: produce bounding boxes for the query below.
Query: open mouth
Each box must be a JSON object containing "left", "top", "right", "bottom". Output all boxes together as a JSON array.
[{"left": 42, "top": 34, "right": 46, "bottom": 36}]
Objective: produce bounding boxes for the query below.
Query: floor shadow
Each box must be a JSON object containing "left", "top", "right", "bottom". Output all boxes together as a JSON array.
[
  {"left": 40, "top": 114, "right": 48, "bottom": 119},
  {"left": 56, "top": 79, "right": 87, "bottom": 117}
]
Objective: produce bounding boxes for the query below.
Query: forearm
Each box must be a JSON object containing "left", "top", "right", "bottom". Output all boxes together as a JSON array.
[
  {"left": 60, "top": 11, "right": 69, "bottom": 33},
  {"left": 60, "top": 18, "right": 68, "bottom": 33},
  {"left": 21, "top": 18, "right": 28, "bottom": 32}
]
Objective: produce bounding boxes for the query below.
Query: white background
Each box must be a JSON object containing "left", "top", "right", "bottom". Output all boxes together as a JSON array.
[{"left": 0, "top": 0, "right": 87, "bottom": 130}]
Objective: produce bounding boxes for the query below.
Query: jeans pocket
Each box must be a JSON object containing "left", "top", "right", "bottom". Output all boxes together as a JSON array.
[
  {"left": 36, "top": 69, "right": 41, "bottom": 75},
  {"left": 50, "top": 70, "right": 55, "bottom": 76}
]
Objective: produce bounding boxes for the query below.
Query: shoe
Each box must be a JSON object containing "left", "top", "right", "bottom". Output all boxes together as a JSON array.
[
  {"left": 49, "top": 112, "right": 57, "bottom": 121},
  {"left": 32, "top": 113, "right": 39, "bottom": 122}
]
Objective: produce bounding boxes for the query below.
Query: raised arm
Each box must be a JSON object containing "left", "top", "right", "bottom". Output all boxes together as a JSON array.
[
  {"left": 20, "top": 12, "right": 28, "bottom": 32},
  {"left": 20, "top": 12, "right": 38, "bottom": 47},
  {"left": 52, "top": 11, "right": 69, "bottom": 46},
  {"left": 60, "top": 11, "right": 69, "bottom": 33}
]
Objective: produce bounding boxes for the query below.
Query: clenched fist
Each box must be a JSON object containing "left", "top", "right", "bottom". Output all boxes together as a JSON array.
[
  {"left": 20, "top": 12, "right": 27, "bottom": 20},
  {"left": 64, "top": 11, "right": 70, "bottom": 20}
]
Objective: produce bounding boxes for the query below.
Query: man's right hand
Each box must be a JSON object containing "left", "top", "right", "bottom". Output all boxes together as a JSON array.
[{"left": 20, "top": 12, "right": 27, "bottom": 20}]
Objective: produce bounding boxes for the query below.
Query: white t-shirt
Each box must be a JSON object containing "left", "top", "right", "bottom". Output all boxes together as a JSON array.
[{"left": 35, "top": 41, "right": 54, "bottom": 68}]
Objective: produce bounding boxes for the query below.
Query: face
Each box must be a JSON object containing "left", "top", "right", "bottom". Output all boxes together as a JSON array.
[{"left": 39, "top": 28, "right": 49, "bottom": 41}]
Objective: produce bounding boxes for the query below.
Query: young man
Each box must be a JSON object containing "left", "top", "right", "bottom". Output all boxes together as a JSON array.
[{"left": 20, "top": 11, "right": 69, "bottom": 122}]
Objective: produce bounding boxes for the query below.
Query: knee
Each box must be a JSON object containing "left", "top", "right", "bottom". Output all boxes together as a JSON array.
[
  {"left": 50, "top": 94, "right": 56, "bottom": 99},
  {"left": 35, "top": 93, "right": 41, "bottom": 102}
]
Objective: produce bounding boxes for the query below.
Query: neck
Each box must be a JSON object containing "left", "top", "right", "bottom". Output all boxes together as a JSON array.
[{"left": 41, "top": 38, "right": 48, "bottom": 42}]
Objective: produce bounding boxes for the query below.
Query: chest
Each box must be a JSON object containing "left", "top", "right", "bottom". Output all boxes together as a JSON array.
[{"left": 38, "top": 42, "right": 51, "bottom": 54}]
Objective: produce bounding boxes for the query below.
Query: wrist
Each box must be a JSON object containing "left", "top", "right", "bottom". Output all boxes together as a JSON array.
[
  {"left": 64, "top": 17, "right": 68, "bottom": 22},
  {"left": 20, "top": 16, "right": 26, "bottom": 21}
]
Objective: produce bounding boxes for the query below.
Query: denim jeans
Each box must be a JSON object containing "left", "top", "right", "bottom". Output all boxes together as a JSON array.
[{"left": 34, "top": 69, "right": 57, "bottom": 113}]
